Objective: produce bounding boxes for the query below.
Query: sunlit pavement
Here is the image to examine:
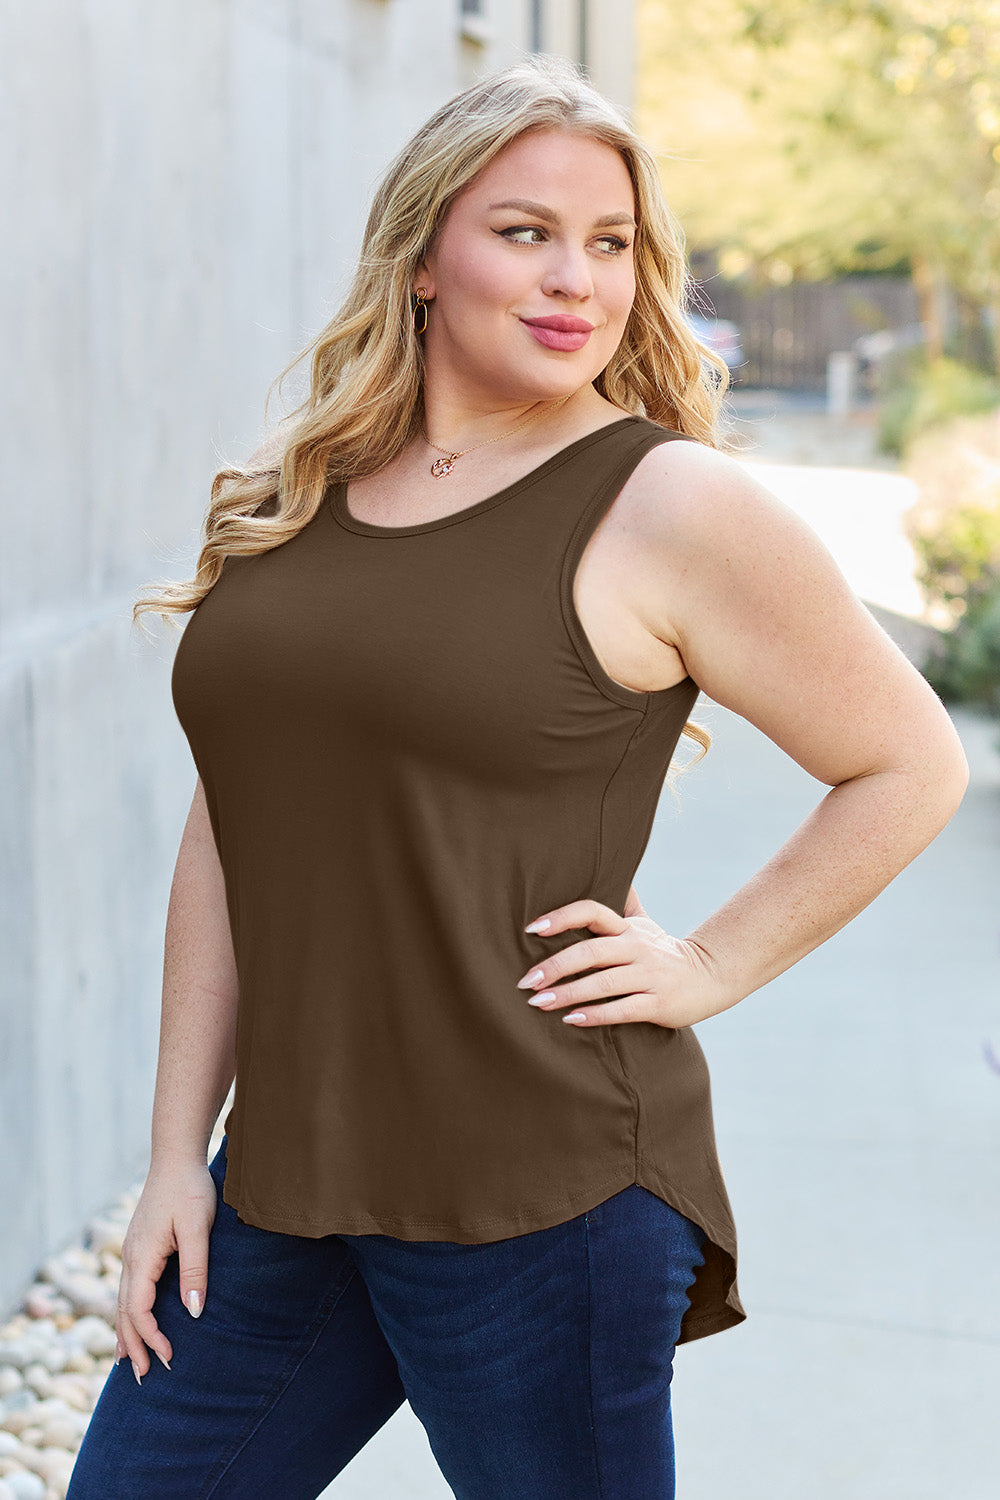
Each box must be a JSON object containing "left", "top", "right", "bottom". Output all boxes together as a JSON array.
[{"left": 322, "top": 397, "right": 999, "bottom": 1498}]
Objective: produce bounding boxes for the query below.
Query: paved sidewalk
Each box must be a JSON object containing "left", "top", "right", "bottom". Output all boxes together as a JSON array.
[{"left": 654, "top": 701, "right": 1000, "bottom": 1500}]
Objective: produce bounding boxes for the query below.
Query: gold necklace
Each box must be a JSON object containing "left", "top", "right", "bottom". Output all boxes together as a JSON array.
[{"left": 425, "top": 395, "right": 573, "bottom": 477}]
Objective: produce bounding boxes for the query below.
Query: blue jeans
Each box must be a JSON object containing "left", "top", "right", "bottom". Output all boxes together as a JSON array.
[{"left": 67, "top": 1133, "right": 707, "bottom": 1499}]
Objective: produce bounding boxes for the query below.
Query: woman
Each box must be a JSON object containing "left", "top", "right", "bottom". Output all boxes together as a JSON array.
[{"left": 68, "top": 54, "right": 968, "bottom": 1500}]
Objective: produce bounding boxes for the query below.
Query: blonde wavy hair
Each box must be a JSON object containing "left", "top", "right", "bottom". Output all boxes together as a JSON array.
[{"left": 136, "top": 54, "right": 729, "bottom": 758}]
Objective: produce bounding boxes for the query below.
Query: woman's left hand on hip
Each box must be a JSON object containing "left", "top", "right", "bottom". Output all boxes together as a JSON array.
[{"left": 517, "top": 894, "right": 736, "bottom": 1029}]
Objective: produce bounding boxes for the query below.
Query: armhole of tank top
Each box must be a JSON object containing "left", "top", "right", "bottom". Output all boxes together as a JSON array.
[{"left": 557, "top": 431, "right": 694, "bottom": 714}]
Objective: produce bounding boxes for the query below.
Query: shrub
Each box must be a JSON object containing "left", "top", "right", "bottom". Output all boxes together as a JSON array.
[
  {"left": 879, "top": 355, "right": 1000, "bottom": 458},
  {"left": 904, "top": 411, "right": 1000, "bottom": 714},
  {"left": 919, "top": 588, "right": 1000, "bottom": 713}
]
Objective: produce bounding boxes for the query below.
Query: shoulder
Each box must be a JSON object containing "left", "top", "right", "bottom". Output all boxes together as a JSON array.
[{"left": 622, "top": 431, "right": 833, "bottom": 575}]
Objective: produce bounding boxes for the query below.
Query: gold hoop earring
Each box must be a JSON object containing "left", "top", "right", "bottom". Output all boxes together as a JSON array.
[{"left": 413, "top": 287, "right": 428, "bottom": 336}]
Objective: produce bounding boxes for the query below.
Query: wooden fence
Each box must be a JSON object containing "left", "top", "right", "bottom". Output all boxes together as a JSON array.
[{"left": 692, "top": 269, "right": 921, "bottom": 391}]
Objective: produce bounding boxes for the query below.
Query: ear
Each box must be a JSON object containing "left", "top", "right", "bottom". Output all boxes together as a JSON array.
[{"left": 412, "top": 258, "right": 435, "bottom": 302}]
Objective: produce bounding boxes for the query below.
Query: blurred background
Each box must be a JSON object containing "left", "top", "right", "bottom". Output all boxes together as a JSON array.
[{"left": 1, "top": 3, "right": 997, "bottom": 1498}]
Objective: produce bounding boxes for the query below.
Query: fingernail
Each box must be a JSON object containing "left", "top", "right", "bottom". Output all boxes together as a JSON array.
[
  {"left": 525, "top": 918, "right": 550, "bottom": 933},
  {"left": 517, "top": 969, "right": 546, "bottom": 990},
  {"left": 186, "top": 1290, "right": 202, "bottom": 1317},
  {"left": 156, "top": 1350, "right": 172, "bottom": 1370},
  {"left": 563, "top": 1012, "right": 587, "bottom": 1023},
  {"left": 528, "top": 992, "right": 556, "bottom": 1006},
  {"left": 132, "top": 1361, "right": 142, "bottom": 1386}
]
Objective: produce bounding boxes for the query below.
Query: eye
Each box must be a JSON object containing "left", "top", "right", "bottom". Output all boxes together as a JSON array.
[
  {"left": 497, "top": 225, "right": 547, "bottom": 245},
  {"left": 495, "top": 225, "right": 632, "bottom": 255}
]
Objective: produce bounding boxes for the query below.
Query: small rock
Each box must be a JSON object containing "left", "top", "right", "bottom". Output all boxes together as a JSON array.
[
  {"left": 42, "top": 1251, "right": 100, "bottom": 1282},
  {"left": 36, "top": 1408, "right": 85, "bottom": 1448},
  {"left": 21, "top": 1296, "right": 55, "bottom": 1325},
  {"left": 85, "top": 1219, "right": 125, "bottom": 1259},
  {"left": 18, "top": 1373, "right": 47, "bottom": 1403},
  {"left": 0, "top": 1374, "right": 21, "bottom": 1399},
  {"left": 1, "top": 1392, "right": 41, "bottom": 1428},
  {"left": 40, "top": 1272, "right": 113, "bottom": 1323},
  {"left": 43, "top": 1381, "right": 86, "bottom": 1416},
  {"left": 4, "top": 1472, "right": 46, "bottom": 1500},
  {"left": 34, "top": 1419, "right": 79, "bottom": 1453},
  {"left": 25, "top": 1449, "right": 74, "bottom": 1488},
  {"left": 64, "top": 1319, "right": 115, "bottom": 1360}
]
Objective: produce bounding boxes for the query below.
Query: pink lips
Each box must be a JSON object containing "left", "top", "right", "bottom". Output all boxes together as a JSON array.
[{"left": 520, "top": 315, "right": 595, "bottom": 353}]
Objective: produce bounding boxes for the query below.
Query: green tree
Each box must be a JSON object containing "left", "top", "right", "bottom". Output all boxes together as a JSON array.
[{"left": 638, "top": 0, "right": 1000, "bottom": 365}]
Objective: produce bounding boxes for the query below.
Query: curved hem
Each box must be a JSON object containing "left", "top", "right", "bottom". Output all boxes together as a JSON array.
[
  {"left": 634, "top": 1152, "right": 747, "bottom": 1346},
  {"left": 222, "top": 1161, "right": 639, "bottom": 1240},
  {"left": 221, "top": 1154, "right": 746, "bottom": 1345}
]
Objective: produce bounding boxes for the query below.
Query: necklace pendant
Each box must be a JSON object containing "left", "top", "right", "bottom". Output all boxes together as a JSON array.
[{"left": 430, "top": 454, "right": 458, "bottom": 478}]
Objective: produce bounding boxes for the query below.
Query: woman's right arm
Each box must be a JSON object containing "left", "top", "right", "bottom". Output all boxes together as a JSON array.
[{"left": 115, "top": 776, "right": 239, "bottom": 1383}]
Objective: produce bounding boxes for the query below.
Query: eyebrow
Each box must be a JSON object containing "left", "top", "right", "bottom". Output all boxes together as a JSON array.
[{"left": 488, "top": 198, "right": 637, "bottom": 230}]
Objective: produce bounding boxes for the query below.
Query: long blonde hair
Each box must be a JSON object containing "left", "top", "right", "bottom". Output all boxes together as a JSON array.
[{"left": 136, "top": 54, "right": 727, "bottom": 758}]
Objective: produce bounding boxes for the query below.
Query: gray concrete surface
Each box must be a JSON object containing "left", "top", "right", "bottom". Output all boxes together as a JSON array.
[
  {"left": 317, "top": 701, "right": 1000, "bottom": 1500},
  {"left": 660, "top": 701, "right": 1000, "bottom": 1500},
  {"left": 1, "top": 0, "right": 635, "bottom": 1319}
]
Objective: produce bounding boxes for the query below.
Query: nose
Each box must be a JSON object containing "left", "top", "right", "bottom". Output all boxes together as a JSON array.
[{"left": 540, "top": 239, "right": 595, "bottom": 302}]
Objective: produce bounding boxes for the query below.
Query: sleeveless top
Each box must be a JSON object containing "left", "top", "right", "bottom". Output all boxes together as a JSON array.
[{"left": 170, "top": 414, "right": 746, "bottom": 1344}]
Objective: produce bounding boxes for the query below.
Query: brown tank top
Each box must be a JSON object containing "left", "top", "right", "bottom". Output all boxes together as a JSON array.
[{"left": 171, "top": 414, "right": 746, "bottom": 1343}]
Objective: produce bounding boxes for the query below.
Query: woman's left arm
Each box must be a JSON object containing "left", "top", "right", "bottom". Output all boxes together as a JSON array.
[{"left": 519, "top": 444, "right": 970, "bottom": 1028}]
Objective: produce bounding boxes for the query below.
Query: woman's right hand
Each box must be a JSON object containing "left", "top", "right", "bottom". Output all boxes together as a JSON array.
[{"left": 115, "top": 1158, "right": 219, "bottom": 1382}]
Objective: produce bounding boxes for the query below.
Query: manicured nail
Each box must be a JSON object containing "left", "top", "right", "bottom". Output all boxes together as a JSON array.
[
  {"left": 563, "top": 1012, "right": 587, "bottom": 1023},
  {"left": 517, "top": 969, "right": 545, "bottom": 990},
  {"left": 132, "top": 1361, "right": 142, "bottom": 1386},
  {"left": 525, "top": 918, "right": 550, "bottom": 933},
  {"left": 156, "top": 1350, "right": 171, "bottom": 1370},
  {"left": 528, "top": 992, "right": 556, "bottom": 1006},
  {"left": 186, "top": 1290, "right": 202, "bottom": 1317}
]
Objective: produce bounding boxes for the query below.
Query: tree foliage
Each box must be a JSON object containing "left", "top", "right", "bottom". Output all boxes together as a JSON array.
[{"left": 637, "top": 0, "right": 1000, "bottom": 305}]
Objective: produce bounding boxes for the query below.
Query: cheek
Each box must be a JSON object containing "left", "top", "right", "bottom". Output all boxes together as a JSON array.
[
  {"left": 443, "top": 243, "right": 526, "bottom": 312},
  {"left": 603, "top": 269, "right": 636, "bottom": 336},
  {"left": 615, "top": 264, "right": 637, "bottom": 316}
]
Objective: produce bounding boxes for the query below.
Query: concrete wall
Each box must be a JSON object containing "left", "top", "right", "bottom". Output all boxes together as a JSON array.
[{"left": 0, "top": 0, "right": 635, "bottom": 1316}]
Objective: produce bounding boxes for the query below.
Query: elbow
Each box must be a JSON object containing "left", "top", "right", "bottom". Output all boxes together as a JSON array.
[
  {"left": 944, "top": 742, "right": 971, "bottom": 812},
  {"left": 923, "top": 737, "right": 970, "bottom": 828}
]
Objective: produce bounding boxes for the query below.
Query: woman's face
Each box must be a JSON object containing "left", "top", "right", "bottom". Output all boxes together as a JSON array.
[{"left": 416, "top": 128, "right": 638, "bottom": 409}]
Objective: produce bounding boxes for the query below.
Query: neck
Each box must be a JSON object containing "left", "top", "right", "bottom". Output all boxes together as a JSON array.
[{"left": 420, "top": 382, "right": 596, "bottom": 454}]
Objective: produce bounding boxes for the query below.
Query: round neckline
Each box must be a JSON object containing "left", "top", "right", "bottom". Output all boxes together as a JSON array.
[{"left": 328, "top": 416, "right": 643, "bottom": 537}]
